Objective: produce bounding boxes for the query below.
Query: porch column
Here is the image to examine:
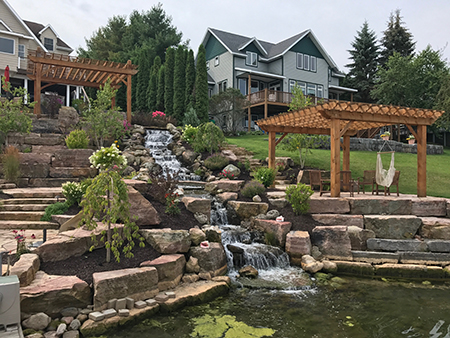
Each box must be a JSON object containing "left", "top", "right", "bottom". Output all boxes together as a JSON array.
[
  {"left": 75, "top": 86, "right": 80, "bottom": 99},
  {"left": 342, "top": 135, "right": 350, "bottom": 172},
  {"left": 34, "top": 62, "right": 41, "bottom": 117},
  {"left": 417, "top": 124, "right": 427, "bottom": 197},
  {"left": 330, "top": 118, "right": 341, "bottom": 197},
  {"left": 24, "top": 79, "right": 28, "bottom": 104},
  {"left": 66, "top": 85, "right": 70, "bottom": 106},
  {"left": 247, "top": 74, "right": 251, "bottom": 132},
  {"left": 264, "top": 88, "right": 268, "bottom": 119},
  {"left": 268, "top": 131, "right": 276, "bottom": 171}
]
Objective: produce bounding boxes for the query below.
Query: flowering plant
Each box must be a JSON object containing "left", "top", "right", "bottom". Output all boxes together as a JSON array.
[
  {"left": 406, "top": 134, "right": 415, "bottom": 140},
  {"left": 89, "top": 142, "right": 127, "bottom": 171},
  {"left": 165, "top": 192, "right": 180, "bottom": 215},
  {"left": 12, "top": 229, "right": 35, "bottom": 256},
  {"left": 152, "top": 111, "right": 166, "bottom": 118},
  {"left": 276, "top": 161, "right": 285, "bottom": 172},
  {"left": 123, "top": 119, "right": 132, "bottom": 132},
  {"left": 380, "top": 131, "right": 391, "bottom": 138},
  {"left": 218, "top": 169, "right": 235, "bottom": 180}
]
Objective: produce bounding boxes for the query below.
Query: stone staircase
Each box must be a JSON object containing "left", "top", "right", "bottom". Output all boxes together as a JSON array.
[{"left": 0, "top": 187, "right": 62, "bottom": 230}]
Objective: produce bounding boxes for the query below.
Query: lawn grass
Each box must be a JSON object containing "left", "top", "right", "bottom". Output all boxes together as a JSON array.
[{"left": 226, "top": 134, "right": 450, "bottom": 198}]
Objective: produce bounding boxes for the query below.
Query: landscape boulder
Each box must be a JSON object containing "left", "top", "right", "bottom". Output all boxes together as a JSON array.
[
  {"left": 189, "top": 242, "right": 227, "bottom": 276},
  {"left": 285, "top": 231, "right": 311, "bottom": 265},
  {"left": 127, "top": 186, "right": 160, "bottom": 226},
  {"left": 140, "top": 254, "right": 186, "bottom": 291},
  {"left": 10, "top": 253, "right": 40, "bottom": 286},
  {"left": 419, "top": 217, "right": 450, "bottom": 240},
  {"left": 189, "top": 228, "right": 207, "bottom": 246},
  {"left": 252, "top": 219, "right": 291, "bottom": 248},
  {"left": 227, "top": 201, "right": 269, "bottom": 221},
  {"left": 311, "top": 226, "right": 352, "bottom": 259},
  {"left": 364, "top": 215, "right": 422, "bottom": 239},
  {"left": 140, "top": 229, "right": 191, "bottom": 254},
  {"left": 52, "top": 149, "right": 94, "bottom": 167},
  {"left": 182, "top": 197, "right": 211, "bottom": 222},
  {"left": 301, "top": 255, "right": 323, "bottom": 274},
  {"left": 238, "top": 266, "right": 258, "bottom": 278},
  {"left": 222, "top": 164, "right": 241, "bottom": 178},
  {"left": 22, "top": 312, "right": 51, "bottom": 331},
  {"left": 347, "top": 226, "right": 376, "bottom": 251}
]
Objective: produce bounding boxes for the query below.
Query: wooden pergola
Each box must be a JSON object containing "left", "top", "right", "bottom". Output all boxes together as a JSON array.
[
  {"left": 27, "top": 49, "right": 138, "bottom": 122},
  {"left": 256, "top": 100, "right": 445, "bottom": 197}
]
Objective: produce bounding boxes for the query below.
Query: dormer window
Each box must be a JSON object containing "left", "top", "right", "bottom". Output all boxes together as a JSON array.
[
  {"left": 246, "top": 52, "right": 258, "bottom": 67},
  {"left": 44, "top": 37, "right": 53, "bottom": 51}
]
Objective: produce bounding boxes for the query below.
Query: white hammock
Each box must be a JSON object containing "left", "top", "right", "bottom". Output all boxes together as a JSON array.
[{"left": 376, "top": 152, "right": 396, "bottom": 187}]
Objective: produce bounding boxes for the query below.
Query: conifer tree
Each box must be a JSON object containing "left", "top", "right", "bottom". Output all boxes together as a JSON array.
[
  {"left": 195, "top": 44, "right": 209, "bottom": 122},
  {"left": 136, "top": 49, "right": 152, "bottom": 112},
  {"left": 164, "top": 47, "right": 175, "bottom": 117},
  {"left": 173, "top": 45, "right": 186, "bottom": 122},
  {"left": 156, "top": 65, "right": 165, "bottom": 111},
  {"left": 147, "top": 56, "right": 161, "bottom": 111},
  {"left": 380, "top": 9, "right": 415, "bottom": 67},
  {"left": 346, "top": 21, "right": 379, "bottom": 103},
  {"left": 185, "top": 49, "right": 196, "bottom": 110}
]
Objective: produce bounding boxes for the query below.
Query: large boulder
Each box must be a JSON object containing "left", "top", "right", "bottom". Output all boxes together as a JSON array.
[
  {"left": 285, "top": 231, "right": 311, "bottom": 266},
  {"left": 412, "top": 198, "right": 447, "bottom": 217},
  {"left": 364, "top": 215, "right": 422, "bottom": 239},
  {"left": 221, "top": 150, "right": 238, "bottom": 162},
  {"left": 58, "top": 106, "right": 80, "bottom": 134},
  {"left": 205, "top": 180, "right": 245, "bottom": 193},
  {"left": 252, "top": 219, "right": 292, "bottom": 248},
  {"left": 309, "top": 198, "right": 350, "bottom": 214},
  {"left": 350, "top": 198, "right": 411, "bottom": 215},
  {"left": 227, "top": 201, "right": 269, "bottom": 221},
  {"left": 238, "top": 266, "right": 258, "bottom": 278},
  {"left": 216, "top": 192, "right": 238, "bottom": 204},
  {"left": 93, "top": 267, "right": 159, "bottom": 311},
  {"left": 22, "top": 312, "right": 51, "bottom": 331},
  {"left": 140, "top": 229, "right": 191, "bottom": 254},
  {"left": 10, "top": 253, "right": 40, "bottom": 286},
  {"left": 189, "top": 228, "right": 207, "bottom": 246},
  {"left": 347, "top": 226, "right": 376, "bottom": 251},
  {"left": 181, "top": 150, "right": 198, "bottom": 165},
  {"left": 312, "top": 214, "right": 364, "bottom": 228},
  {"left": 182, "top": 197, "right": 211, "bottom": 222},
  {"left": 52, "top": 149, "right": 94, "bottom": 167},
  {"left": 311, "top": 226, "right": 352, "bottom": 259},
  {"left": 222, "top": 164, "right": 241, "bottom": 178},
  {"left": 189, "top": 242, "right": 227, "bottom": 276},
  {"left": 20, "top": 272, "right": 91, "bottom": 317},
  {"left": 140, "top": 254, "right": 186, "bottom": 291},
  {"left": 49, "top": 167, "right": 97, "bottom": 178},
  {"left": 301, "top": 255, "right": 323, "bottom": 274},
  {"left": 128, "top": 186, "right": 160, "bottom": 226},
  {"left": 420, "top": 217, "right": 450, "bottom": 239}
]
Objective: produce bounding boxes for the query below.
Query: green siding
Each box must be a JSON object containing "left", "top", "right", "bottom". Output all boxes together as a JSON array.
[
  {"left": 290, "top": 36, "right": 323, "bottom": 59},
  {"left": 243, "top": 42, "right": 260, "bottom": 54},
  {"left": 205, "top": 35, "right": 228, "bottom": 61}
]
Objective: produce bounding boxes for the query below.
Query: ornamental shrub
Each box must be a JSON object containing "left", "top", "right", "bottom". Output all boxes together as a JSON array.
[
  {"left": 192, "top": 122, "right": 224, "bottom": 154},
  {"left": 253, "top": 167, "right": 276, "bottom": 188},
  {"left": 204, "top": 153, "right": 229, "bottom": 171},
  {"left": 62, "top": 181, "right": 83, "bottom": 206},
  {"left": 41, "top": 202, "right": 69, "bottom": 221},
  {"left": 183, "top": 107, "right": 201, "bottom": 127},
  {"left": 182, "top": 124, "right": 198, "bottom": 144},
  {"left": 2, "top": 145, "right": 20, "bottom": 183},
  {"left": 89, "top": 143, "right": 127, "bottom": 171},
  {"left": 285, "top": 183, "right": 314, "bottom": 215},
  {"left": 65, "top": 129, "right": 90, "bottom": 149},
  {"left": 241, "top": 180, "right": 265, "bottom": 198}
]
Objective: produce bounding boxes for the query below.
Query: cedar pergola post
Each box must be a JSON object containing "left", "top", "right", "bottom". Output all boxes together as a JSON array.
[
  {"left": 34, "top": 62, "right": 41, "bottom": 117},
  {"left": 417, "top": 124, "right": 427, "bottom": 197},
  {"left": 330, "top": 118, "right": 341, "bottom": 197},
  {"left": 342, "top": 135, "right": 350, "bottom": 172},
  {"left": 268, "top": 131, "right": 276, "bottom": 171}
]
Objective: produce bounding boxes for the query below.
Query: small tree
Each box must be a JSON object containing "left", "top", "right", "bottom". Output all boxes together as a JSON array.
[
  {"left": 81, "top": 143, "right": 144, "bottom": 263},
  {"left": 183, "top": 107, "right": 201, "bottom": 127},
  {"left": 209, "top": 88, "right": 248, "bottom": 134},
  {"left": 192, "top": 122, "right": 224, "bottom": 154}
]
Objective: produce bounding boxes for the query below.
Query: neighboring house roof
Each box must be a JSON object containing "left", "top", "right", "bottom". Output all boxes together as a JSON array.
[
  {"left": 24, "top": 20, "right": 73, "bottom": 52},
  {"left": 202, "top": 27, "right": 339, "bottom": 70}
]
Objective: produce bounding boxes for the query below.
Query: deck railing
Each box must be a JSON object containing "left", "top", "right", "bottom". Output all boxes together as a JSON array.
[{"left": 248, "top": 89, "right": 328, "bottom": 107}]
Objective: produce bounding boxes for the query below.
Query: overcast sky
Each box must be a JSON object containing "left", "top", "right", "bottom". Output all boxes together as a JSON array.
[{"left": 9, "top": 0, "right": 450, "bottom": 72}]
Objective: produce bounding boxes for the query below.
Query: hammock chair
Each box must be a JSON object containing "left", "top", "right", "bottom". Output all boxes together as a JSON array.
[{"left": 376, "top": 141, "right": 396, "bottom": 187}]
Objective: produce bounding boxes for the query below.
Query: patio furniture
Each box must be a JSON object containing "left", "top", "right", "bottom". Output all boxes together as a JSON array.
[
  {"left": 358, "top": 170, "right": 376, "bottom": 194},
  {"left": 376, "top": 170, "right": 400, "bottom": 196},
  {"left": 309, "top": 170, "right": 330, "bottom": 196},
  {"left": 340, "top": 170, "right": 356, "bottom": 197}
]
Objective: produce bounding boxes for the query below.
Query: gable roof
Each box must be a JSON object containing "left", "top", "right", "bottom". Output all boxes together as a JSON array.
[
  {"left": 24, "top": 20, "right": 73, "bottom": 52},
  {"left": 202, "top": 28, "right": 339, "bottom": 70}
]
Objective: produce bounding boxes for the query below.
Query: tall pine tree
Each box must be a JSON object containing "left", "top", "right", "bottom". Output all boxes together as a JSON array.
[
  {"left": 173, "top": 46, "right": 187, "bottom": 122},
  {"left": 185, "top": 49, "right": 196, "bottom": 110},
  {"left": 346, "top": 21, "right": 379, "bottom": 103},
  {"left": 156, "top": 65, "right": 165, "bottom": 111},
  {"left": 195, "top": 44, "right": 209, "bottom": 123},
  {"left": 164, "top": 47, "right": 175, "bottom": 117},
  {"left": 147, "top": 56, "right": 161, "bottom": 111},
  {"left": 380, "top": 9, "right": 415, "bottom": 67}
]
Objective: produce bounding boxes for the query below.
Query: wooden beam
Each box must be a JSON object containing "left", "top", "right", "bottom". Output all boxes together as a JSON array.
[
  {"left": 321, "top": 110, "right": 435, "bottom": 126},
  {"left": 257, "top": 125, "right": 331, "bottom": 135},
  {"left": 417, "top": 125, "right": 427, "bottom": 197},
  {"left": 339, "top": 121, "right": 353, "bottom": 137},
  {"left": 268, "top": 131, "right": 276, "bottom": 171},
  {"left": 330, "top": 118, "right": 341, "bottom": 197},
  {"left": 28, "top": 75, "right": 104, "bottom": 88},
  {"left": 275, "top": 132, "right": 288, "bottom": 147}
]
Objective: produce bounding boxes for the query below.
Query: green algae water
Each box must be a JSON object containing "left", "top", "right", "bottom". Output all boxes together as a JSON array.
[{"left": 109, "top": 277, "right": 450, "bottom": 338}]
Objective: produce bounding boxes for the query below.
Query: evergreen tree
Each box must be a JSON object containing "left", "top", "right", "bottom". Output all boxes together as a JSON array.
[
  {"left": 195, "top": 44, "right": 209, "bottom": 122},
  {"left": 156, "top": 65, "right": 165, "bottom": 111},
  {"left": 136, "top": 48, "right": 153, "bottom": 112},
  {"left": 346, "top": 21, "right": 379, "bottom": 103},
  {"left": 173, "top": 45, "right": 187, "bottom": 122},
  {"left": 164, "top": 47, "right": 175, "bottom": 117},
  {"left": 380, "top": 9, "right": 415, "bottom": 67},
  {"left": 185, "top": 49, "right": 196, "bottom": 110},
  {"left": 147, "top": 56, "right": 161, "bottom": 111}
]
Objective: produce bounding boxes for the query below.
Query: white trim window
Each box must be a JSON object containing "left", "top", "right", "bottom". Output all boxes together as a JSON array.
[
  {"left": 307, "top": 83, "right": 316, "bottom": 96},
  {"left": 311, "top": 56, "right": 317, "bottom": 72},
  {"left": 246, "top": 51, "right": 258, "bottom": 67},
  {"left": 0, "top": 37, "right": 14, "bottom": 54},
  {"left": 18, "top": 44, "right": 25, "bottom": 58},
  {"left": 317, "top": 85, "right": 323, "bottom": 98},
  {"left": 206, "top": 60, "right": 210, "bottom": 70},
  {"left": 296, "top": 53, "right": 303, "bottom": 69},
  {"left": 219, "top": 81, "right": 227, "bottom": 93},
  {"left": 214, "top": 56, "right": 219, "bottom": 66},
  {"left": 303, "top": 55, "right": 310, "bottom": 71},
  {"left": 289, "top": 80, "right": 296, "bottom": 92},
  {"left": 298, "top": 81, "right": 306, "bottom": 94},
  {"left": 44, "top": 37, "right": 53, "bottom": 51}
]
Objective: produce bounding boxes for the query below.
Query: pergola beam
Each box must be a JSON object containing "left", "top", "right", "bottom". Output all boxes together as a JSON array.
[{"left": 321, "top": 110, "right": 435, "bottom": 126}]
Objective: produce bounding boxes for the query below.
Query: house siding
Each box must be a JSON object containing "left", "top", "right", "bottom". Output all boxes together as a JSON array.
[
  {"left": 290, "top": 36, "right": 324, "bottom": 59},
  {"left": 205, "top": 35, "right": 227, "bottom": 61},
  {"left": 267, "top": 58, "right": 282, "bottom": 76},
  {"left": 207, "top": 51, "right": 233, "bottom": 95},
  {"left": 0, "top": 1, "right": 30, "bottom": 36},
  {"left": 0, "top": 32, "right": 17, "bottom": 70}
]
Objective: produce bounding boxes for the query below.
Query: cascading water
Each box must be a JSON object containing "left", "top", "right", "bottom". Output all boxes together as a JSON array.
[{"left": 144, "top": 129, "right": 200, "bottom": 181}]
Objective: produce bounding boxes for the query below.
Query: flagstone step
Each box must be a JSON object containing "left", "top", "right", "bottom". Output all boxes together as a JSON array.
[
  {"left": 0, "top": 220, "right": 60, "bottom": 230},
  {"left": 1, "top": 204, "right": 51, "bottom": 212},
  {"left": 0, "top": 183, "right": 16, "bottom": 189},
  {"left": 0, "top": 211, "right": 45, "bottom": 221},
  {"left": 1, "top": 187, "right": 62, "bottom": 198},
  {"left": 1, "top": 198, "right": 63, "bottom": 205}
]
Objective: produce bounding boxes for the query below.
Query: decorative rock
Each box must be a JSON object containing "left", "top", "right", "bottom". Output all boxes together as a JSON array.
[
  {"left": 194, "top": 212, "right": 209, "bottom": 225},
  {"left": 312, "top": 214, "right": 364, "bottom": 228},
  {"left": 52, "top": 149, "right": 93, "bottom": 168},
  {"left": 322, "top": 260, "right": 338, "bottom": 273},
  {"left": 202, "top": 226, "right": 222, "bottom": 243},
  {"left": 352, "top": 251, "right": 399, "bottom": 264},
  {"left": 43, "top": 332, "right": 58, "bottom": 338},
  {"left": 93, "top": 267, "right": 158, "bottom": 311},
  {"left": 252, "top": 219, "right": 292, "bottom": 248},
  {"left": 412, "top": 198, "right": 447, "bottom": 216},
  {"left": 311, "top": 246, "right": 323, "bottom": 260},
  {"left": 115, "top": 298, "right": 127, "bottom": 310},
  {"left": 198, "top": 272, "right": 212, "bottom": 280},
  {"left": 285, "top": 231, "right": 311, "bottom": 265},
  {"left": 155, "top": 294, "right": 170, "bottom": 303},
  {"left": 189, "top": 242, "right": 227, "bottom": 276},
  {"left": 61, "top": 317, "right": 73, "bottom": 325},
  {"left": 80, "top": 308, "right": 92, "bottom": 315},
  {"left": 140, "top": 254, "right": 186, "bottom": 291},
  {"left": 182, "top": 273, "right": 200, "bottom": 283},
  {"left": 189, "top": 228, "right": 207, "bottom": 246},
  {"left": 76, "top": 315, "right": 87, "bottom": 323},
  {"left": 420, "top": 217, "right": 450, "bottom": 239},
  {"left": 182, "top": 150, "right": 198, "bottom": 165},
  {"left": 145, "top": 299, "right": 157, "bottom": 306},
  {"left": 309, "top": 198, "right": 350, "bottom": 214},
  {"left": 227, "top": 201, "right": 269, "bottom": 221},
  {"left": 347, "top": 226, "right": 376, "bottom": 251},
  {"left": 60, "top": 307, "right": 79, "bottom": 318},
  {"left": 107, "top": 299, "right": 117, "bottom": 309},
  {"left": 22, "top": 312, "right": 51, "bottom": 331},
  {"left": 102, "top": 309, "right": 117, "bottom": 319},
  {"left": 221, "top": 150, "right": 238, "bottom": 162},
  {"left": 311, "top": 226, "right": 352, "bottom": 259},
  {"left": 165, "top": 291, "right": 176, "bottom": 299},
  {"left": 58, "top": 106, "right": 79, "bottom": 134},
  {"left": 63, "top": 331, "right": 80, "bottom": 338},
  {"left": 140, "top": 229, "right": 191, "bottom": 254},
  {"left": 222, "top": 164, "right": 241, "bottom": 177},
  {"left": 88, "top": 312, "right": 105, "bottom": 322},
  {"left": 426, "top": 240, "right": 450, "bottom": 253},
  {"left": 126, "top": 297, "right": 134, "bottom": 310},
  {"left": 26, "top": 334, "right": 45, "bottom": 338},
  {"left": 182, "top": 197, "right": 211, "bottom": 220},
  {"left": 127, "top": 186, "right": 161, "bottom": 226},
  {"left": 118, "top": 309, "right": 129, "bottom": 317},
  {"left": 268, "top": 198, "right": 289, "bottom": 209},
  {"left": 364, "top": 215, "right": 422, "bottom": 239},
  {"left": 367, "top": 238, "right": 428, "bottom": 252},
  {"left": 350, "top": 198, "right": 411, "bottom": 215},
  {"left": 186, "top": 256, "right": 200, "bottom": 273},
  {"left": 56, "top": 323, "right": 67, "bottom": 336},
  {"left": 238, "top": 266, "right": 258, "bottom": 278},
  {"left": 252, "top": 195, "right": 262, "bottom": 202},
  {"left": 205, "top": 180, "right": 245, "bottom": 193},
  {"left": 266, "top": 209, "right": 281, "bottom": 220},
  {"left": 69, "top": 319, "right": 81, "bottom": 331},
  {"left": 301, "top": 255, "right": 324, "bottom": 274},
  {"left": 216, "top": 192, "right": 238, "bottom": 204},
  {"left": 134, "top": 300, "right": 147, "bottom": 309},
  {"left": 10, "top": 253, "right": 40, "bottom": 286}
]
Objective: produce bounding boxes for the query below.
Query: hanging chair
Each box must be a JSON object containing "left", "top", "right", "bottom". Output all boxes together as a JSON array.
[{"left": 376, "top": 141, "right": 396, "bottom": 188}]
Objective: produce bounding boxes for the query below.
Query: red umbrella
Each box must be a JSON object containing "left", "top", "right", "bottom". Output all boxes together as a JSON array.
[{"left": 4, "top": 65, "right": 9, "bottom": 83}]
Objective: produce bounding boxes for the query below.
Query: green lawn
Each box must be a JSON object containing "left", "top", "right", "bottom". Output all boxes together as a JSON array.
[{"left": 226, "top": 134, "right": 450, "bottom": 198}]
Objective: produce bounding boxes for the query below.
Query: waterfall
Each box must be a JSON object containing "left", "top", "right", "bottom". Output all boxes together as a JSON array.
[{"left": 144, "top": 129, "right": 200, "bottom": 181}]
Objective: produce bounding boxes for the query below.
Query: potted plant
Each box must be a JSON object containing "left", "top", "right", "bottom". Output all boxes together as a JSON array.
[
  {"left": 380, "top": 131, "right": 390, "bottom": 140},
  {"left": 407, "top": 134, "right": 415, "bottom": 144}
]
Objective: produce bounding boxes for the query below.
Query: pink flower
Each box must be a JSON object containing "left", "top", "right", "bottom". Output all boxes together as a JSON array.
[{"left": 31, "top": 234, "right": 36, "bottom": 239}]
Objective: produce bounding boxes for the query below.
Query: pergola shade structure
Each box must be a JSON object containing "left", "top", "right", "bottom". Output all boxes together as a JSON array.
[
  {"left": 27, "top": 49, "right": 138, "bottom": 122},
  {"left": 256, "top": 100, "right": 444, "bottom": 197}
]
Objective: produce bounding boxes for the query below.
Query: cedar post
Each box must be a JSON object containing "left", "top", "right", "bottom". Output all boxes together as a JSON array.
[
  {"left": 343, "top": 135, "right": 350, "bottom": 172},
  {"left": 34, "top": 62, "right": 41, "bottom": 117},
  {"left": 247, "top": 74, "right": 251, "bottom": 132},
  {"left": 330, "top": 118, "right": 341, "bottom": 197},
  {"left": 264, "top": 88, "right": 268, "bottom": 119},
  {"left": 268, "top": 131, "right": 276, "bottom": 171},
  {"left": 417, "top": 124, "right": 427, "bottom": 197}
]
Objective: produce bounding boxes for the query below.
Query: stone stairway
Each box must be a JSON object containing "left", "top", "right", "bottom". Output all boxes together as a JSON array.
[{"left": 0, "top": 187, "right": 62, "bottom": 230}]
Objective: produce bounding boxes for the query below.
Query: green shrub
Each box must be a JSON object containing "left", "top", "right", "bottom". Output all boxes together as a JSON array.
[
  {"left": 2, "top": 145, "right": 20, "bottom": 183},
  {"left": 182, "top": 124, "right": 198, "bottom": 144},
  {"left": 241, "top": 180, "right": 265, "bottom": 198},
  {"left": 65, "top": 129, "right": 90, "bottom": 149},
  {"left": 192, "top": 122, "right": 224, "bottom": 154},
  {"left": 182, "top": 107, "right": 201, "bottom": 127},
  {"left": 285, "top": 183, "right": 314, "bottom": 215},
  {"left": 41, "top": 202, "right": 69, "bottom": 221},
  {"left": 61, "top": 181, "right": 83, "bottom": 206},
  {"left": 204, "top": 153, "right": 229, "bottom": 170},
  {"left": 253, "top": 167, "right": 276, "bottom": 188}
]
